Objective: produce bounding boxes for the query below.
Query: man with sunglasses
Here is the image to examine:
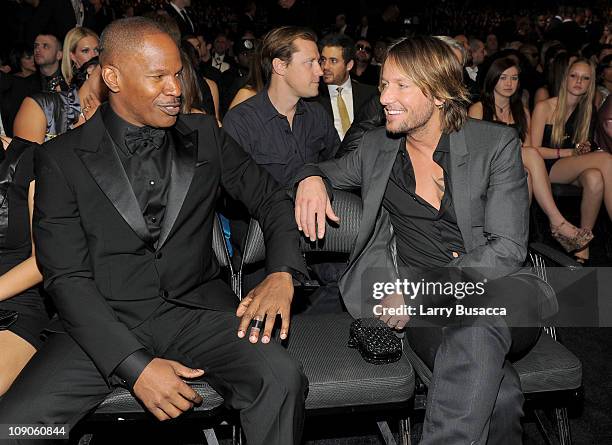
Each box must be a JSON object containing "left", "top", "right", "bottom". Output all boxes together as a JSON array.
[{"left": 350, "top": 39, "right": 380, "bottom": 86}]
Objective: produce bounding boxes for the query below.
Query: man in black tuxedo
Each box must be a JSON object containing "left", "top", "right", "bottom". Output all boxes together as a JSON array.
[
  {"left": 165, "top": 0, "right": 196, "bottom": 37},
  {"left": 0, "top": 17, "right": 308, "bottom": 445},
  {"left": 315, "top": 33, "right": 378, "bottom": 141}
]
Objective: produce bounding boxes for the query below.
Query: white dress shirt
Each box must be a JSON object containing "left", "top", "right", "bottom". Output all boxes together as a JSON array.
[{"left": 327, "top": 77, "right": 354, "bottom": 140}]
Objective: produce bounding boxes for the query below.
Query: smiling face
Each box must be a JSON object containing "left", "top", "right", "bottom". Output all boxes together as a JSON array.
[
  {"left": 103, "top": 32, "right": 182, "bottom": 128},
  {"left": 277, "top": 38, "right": 322, "bottom": 98},
  {"left": 566, "top": 62, "right": 592, "bottom": 97},
  {"left": 320, "top": 45, "right": 352, "bottom": 85},
  {"left": 71, "top": 35, "right": 100, "bottom": 68},
  {"left": 379, "top": 59, "right": 439, "bottom": 135},
  {"left": 494, "top": 66, "right": 519, "bottom": 98}
]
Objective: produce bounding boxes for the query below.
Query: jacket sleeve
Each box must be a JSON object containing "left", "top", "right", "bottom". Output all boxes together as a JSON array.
[
  {"left": 448, "top": 129, "right": 529, "bottom": 279},
  {"left": 33, "top": 147, "right": 147, "bottom": 380},
  {"left": 213, "top": 123, "right": 308, "bottom": 278}
]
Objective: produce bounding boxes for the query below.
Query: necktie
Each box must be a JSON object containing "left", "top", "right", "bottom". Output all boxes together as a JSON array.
[
  {"left": 336, "top": 87, "right": 351, "bottom": 135},
  {"left": 124, "top": 126, "right": 166, "bottom": 155}
]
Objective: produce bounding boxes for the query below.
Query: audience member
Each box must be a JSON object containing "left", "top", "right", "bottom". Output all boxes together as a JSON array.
[
  {"left": 220, "top": 38, "right": 256, "bottom": 116},
  {"left": 294, "top": 35, "right": 542, "bottom": 445},
  {"left": 315, "top": 33, "right": 378, "bottom": 140},
  {"left": 8, "top": 44, "right": 36, "bottom": 78},
  {"left": 185, "top": 33, "right": 221, "bottom": 84},
  {"left": 223, "top": 26, "right": 339, "bottom": 188},
  {"left": 180, "top": 39, "right": 219, "bottom": 119},
  {"left": 485, "top": 33, "right": 499, "bottom": 57},
  {"left": 469, "top": 57, "right": 592, "bottom": 253},
  {"left": 0, "top": 18, "right": 308, "bottom": 445},
  {"left": 534, "top": 50, "right": 572, "bottom": 105},
  {"left": 164, "top": 0, "right": 196, "bottom": 37},
  {"left": 33, "top": 33, "right": 69, "bottom": 92},
  {"left": 350, "top": 39, "right": 379, "bottom": 86},
  {"left": 60, "top": 27, "right": 99, "bottom": 86},
  {"left": 210, "top": 33, "right": 232, "bottom": 73},
  {"left": 0, "top": 135, "right": 49, "bottom": 396},
  {"left": 227, "top": 40, "right": 265, "bottom": 110},
  {"left": 531, "top": 58, "right": 612, "bottom": 262},
  {"left": 14, "top": 57, "right": 106, "bottom": 143}
]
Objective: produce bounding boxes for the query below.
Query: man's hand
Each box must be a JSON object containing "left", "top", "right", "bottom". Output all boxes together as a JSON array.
[
  {"left": 295, "top": 176, "right": 339, "bottom": 241},
  {"left": 376, "top": 293, "right": 410, "bottom": 330},
  {"left": 133, "top": 358, "right": 204, "bottom": 421},
  {"left": 236, "top": 272, "right": 294, "bottom": 343}
]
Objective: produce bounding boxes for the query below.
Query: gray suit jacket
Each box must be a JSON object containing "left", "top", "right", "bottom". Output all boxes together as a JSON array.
[{"left": 297, "top": 119, "right": 533, "bottom": 318}]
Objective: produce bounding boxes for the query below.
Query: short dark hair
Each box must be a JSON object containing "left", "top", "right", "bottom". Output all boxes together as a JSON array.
[
  {"left": 319, "top": 33, "right": 355, "bottom": 63},
  {"left": 260, "top": 26, "right": 317, "bottom": 81},
  {"left": 36, "top": 33, "right": 62, "bottom": 51},
  {"left": 99, "top": 17, "right": 168, "bottom": 65}
]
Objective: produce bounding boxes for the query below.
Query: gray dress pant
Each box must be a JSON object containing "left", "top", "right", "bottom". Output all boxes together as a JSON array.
[{"left": 406, "top": 275, "right": 542, "bottom": 445}]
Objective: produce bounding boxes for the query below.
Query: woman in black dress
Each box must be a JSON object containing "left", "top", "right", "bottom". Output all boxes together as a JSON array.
[{"left": 0, "top": 135, "right": 51, "bottom": 395}]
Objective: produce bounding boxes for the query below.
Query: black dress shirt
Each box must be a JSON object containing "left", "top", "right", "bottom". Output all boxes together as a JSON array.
[
  {"left": 383, "top": 133, "right": 465, "bottom": 269},
  {"left": 102, "top": 104, "right": 173, "bottom": 387},
  {"left": 223, "top": 89, "right": 340, "bottom": 187},
  {"left": 103, "top": 105, "right": 172, "bottom": 244}
]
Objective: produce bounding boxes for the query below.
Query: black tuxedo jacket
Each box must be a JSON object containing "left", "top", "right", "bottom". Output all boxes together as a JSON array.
[
  {"left": 314, "top": 80, "right": 378, "bottom": 126},
  {"left": 33, "top": 109, "right": 306, "bottom": 379},
  {"left": 164, "top": 3, "right": 196, "bottom": 36}
]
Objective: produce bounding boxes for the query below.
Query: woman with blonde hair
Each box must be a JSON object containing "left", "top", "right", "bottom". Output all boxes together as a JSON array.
[
  {"left": 61, "top": 27, "right": 100, "bottom": 85},
  {"left": 531, "top": 58, "right": 612, "bottom": 262},
  {"left": 470, "top": 57, "right": 592, "bottom": 254}
]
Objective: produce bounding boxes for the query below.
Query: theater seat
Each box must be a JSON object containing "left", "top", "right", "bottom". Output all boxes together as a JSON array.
[
  {"left": 403, "top": 244, "right": 583, "bottom": 444},
  {"left": 239, "top": 190, "right": 416, "bottom": 445},
  {"left": 288, "top": 313, "right": 414, "bottom": 411}
]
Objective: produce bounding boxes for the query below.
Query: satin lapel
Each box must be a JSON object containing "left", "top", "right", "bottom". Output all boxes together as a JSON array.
[
  {"left": 157, "top": 120, "right": 197, "bottom": 249},
  {"left": 351, "top": 135, "right": 402, "bottom": 261},
  {"left": 76, "top": 131, "right": 154, "bottom": 246},
  {"left": 449, "top": 129, "right": 473, "bottom": 251}
]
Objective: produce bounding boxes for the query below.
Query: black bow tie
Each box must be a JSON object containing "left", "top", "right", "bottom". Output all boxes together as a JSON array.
[{"left": 124, "top": 126, "right": 166, "bottom": 155}]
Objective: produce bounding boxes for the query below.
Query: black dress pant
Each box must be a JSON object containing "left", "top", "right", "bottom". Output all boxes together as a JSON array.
[
  {"left": 0, "top": 302, "right": 308, "bottom": 445},
  {"left": 405, "top": 274, "right": 542, "bottom": 445}
]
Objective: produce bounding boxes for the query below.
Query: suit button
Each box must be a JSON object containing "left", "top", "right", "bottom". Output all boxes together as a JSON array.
[
  {"left": 159, "top": 289, "right": 168, "bottom": 298},
  {"left": 155, "top": 252, "right": 163, "bottom": 259}
]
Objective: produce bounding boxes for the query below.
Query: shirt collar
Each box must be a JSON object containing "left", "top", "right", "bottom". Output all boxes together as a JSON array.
[
  {"left": 257, "top": 89, "right": 305, "bottom": 122},
  {"left": 327, "top": 76, "right": 352, "bottom": 96},
  {"left": 101, "top": 103, "right": 165, "bottom": 156}
]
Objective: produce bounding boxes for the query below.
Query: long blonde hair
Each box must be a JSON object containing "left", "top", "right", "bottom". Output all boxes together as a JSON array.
[
  {"left": 61, "top": 27, "right": 99, "bottom": 85},
  {"left": 551, "top": 58, "right": 596, "bottom": 147}
]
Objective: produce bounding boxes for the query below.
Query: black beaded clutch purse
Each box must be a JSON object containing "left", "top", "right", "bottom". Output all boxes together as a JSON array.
[{"left": 348, "top": 318, "right": 402, "bottom": 364}]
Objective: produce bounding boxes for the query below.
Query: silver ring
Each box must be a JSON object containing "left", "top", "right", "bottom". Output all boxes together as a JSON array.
[{"left": 250, "top": 318, "right": 264, "bottom": 330}]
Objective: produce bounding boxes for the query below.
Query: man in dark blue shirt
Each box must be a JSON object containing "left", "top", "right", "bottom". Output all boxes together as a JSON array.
[{"left": 223, "top": 26, "right": 339, "bottom": 188}]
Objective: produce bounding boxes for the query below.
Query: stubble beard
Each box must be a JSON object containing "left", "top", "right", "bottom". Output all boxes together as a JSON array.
[{"left": 385, "top": 101, "right": 435, "bottom": 136}]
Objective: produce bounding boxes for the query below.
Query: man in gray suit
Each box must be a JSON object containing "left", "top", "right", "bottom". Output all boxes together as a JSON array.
[{"left": 294, "top": 36, "right": 542, "bottom": 444}]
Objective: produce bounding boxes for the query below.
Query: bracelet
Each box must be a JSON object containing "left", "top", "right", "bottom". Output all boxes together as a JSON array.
[{"left": 556, "top": 148, "right": 561, "bottom": 159}]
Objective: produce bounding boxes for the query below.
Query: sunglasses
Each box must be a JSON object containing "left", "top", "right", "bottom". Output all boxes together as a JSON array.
[{"left": 356, "top": 45, "right": 372, "bottom": 53}]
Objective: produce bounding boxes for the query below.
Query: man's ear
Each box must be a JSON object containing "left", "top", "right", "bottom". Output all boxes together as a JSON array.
[
  {"left": 272, "top": 57, "right": 287, "bottom": 76},
  {"left": 56, "top": 50, "right": 63, "bottom": 62},
  {"left": 347, "top": 59, "right": 354, "bottom": 72},
  {"left": 101, "top": 65, "right": 120, "bottom": 93},
  {"left": 433, "top": 97, "right": 445, "bottom": 108}
]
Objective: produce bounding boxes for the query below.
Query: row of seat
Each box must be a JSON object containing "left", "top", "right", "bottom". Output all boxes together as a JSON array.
[{"left": 85, "top": 190, "right": 583, "bottom": 445}]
